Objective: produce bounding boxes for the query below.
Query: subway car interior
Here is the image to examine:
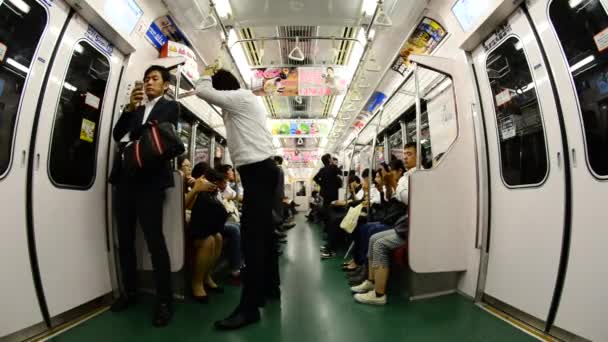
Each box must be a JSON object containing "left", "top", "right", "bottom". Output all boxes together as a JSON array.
[{"left": 1, "top": 0, "right": 607, "bottom": 340}]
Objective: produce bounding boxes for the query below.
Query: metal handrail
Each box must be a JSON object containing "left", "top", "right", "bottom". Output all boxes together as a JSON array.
[{"left": 228, "top": 36, "right": 365, "bottom": 49}]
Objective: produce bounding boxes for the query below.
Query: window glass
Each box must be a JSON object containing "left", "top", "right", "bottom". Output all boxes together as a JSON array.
[
  {"left": 388, "top": 126, "right": 404, "bottom": 161},
  {"left": 178, "top": 118, "right": 192, "bottom": 158},
  {"left": 48, "top": 42, "right": 110, "bottom": 187},
  {"left": 550, "top": 0, "right": 608, "bottom": 176},
  {"left": 0, "top": 0, "right": 47, "bottom": 176},
  {"left": 486, "top": 37, "right": 548, "bottom": 186},
  {"left": 194, "top": 126, "right": 210, "bottom": 165}
]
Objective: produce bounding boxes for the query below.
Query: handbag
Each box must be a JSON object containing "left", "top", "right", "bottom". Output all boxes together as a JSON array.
[
  {"left": 340, "top": 203, "right": 364, "bottom": 234},
  {"left": 123, "top": 103, "right": 185, "bottom": 171}
]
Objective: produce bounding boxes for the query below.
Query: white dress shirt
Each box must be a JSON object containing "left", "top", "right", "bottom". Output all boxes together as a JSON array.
[
  {"left": 370, "top": 186, "right": 387, "bottom": 205},
  {"left": 394, "top": 168, "right": 416, "bottom": 205},
  {"left": 195, "top": 76, "right": 274, "bottom": 167},
  {"left": 120, "top": 95, "right": 163, "bottom": 142}
]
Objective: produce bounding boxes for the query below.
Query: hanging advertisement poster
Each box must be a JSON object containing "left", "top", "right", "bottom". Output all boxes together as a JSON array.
[
  {"left": 282, "top": 149, "right": 320, "bottom": 163},
  {"left": 269, "top": 120, "right": 330, "bottom": 137},
  {"left": 298, "top": 67, "right": 347, "bottom": 96},
  {"left": 353, "top": 91, "right": 387, "bottom": 130},
  {"left": 146, "top": 15, "right": 191, "bottom": 50},
  {"left": 252, "top": 68, "right": 299, "bottom": 96},
  {"left": 391, "top": 17, "right": 447, "bottom": 75},
  {"left": 160, "top": 40, "right": 200, "bottom": 82}
]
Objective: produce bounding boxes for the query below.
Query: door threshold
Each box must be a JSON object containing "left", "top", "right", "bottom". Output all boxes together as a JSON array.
[
  {"left": 25, "top": 295, "right": 112, "bottom": 342},
  {"left": 477, "top": 302, "right": 560, "bottom": 342}
]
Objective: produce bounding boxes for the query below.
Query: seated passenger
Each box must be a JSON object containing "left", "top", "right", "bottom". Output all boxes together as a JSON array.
[
  {"left": 217, "top": 164, "right": 238, "bottom": 201},
  {"left": 347, "top": 143, "right": 417, "bottom": 284},
  {"left": 321, "top": 175, "right": 365, "bottom": 259},
  {"left": 217, "top": 174, "right": 243, "bottom": 284},
  {"left": 350, "top": 144, "right": 418, "bottom": 303},
  {"left": 189, "top": 167, "right": 228, "bottom": 302},
  {"left": 350, "top": 215, "right": 409, "bottom": 305},
  {"left": 178, "top": 155, "right": 196, "bottom": 193},
  {"left": 306, "top": 190, "right": 323, "bottom": 223}
]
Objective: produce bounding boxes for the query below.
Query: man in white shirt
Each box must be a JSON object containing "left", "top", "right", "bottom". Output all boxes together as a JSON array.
[
  {"left": 196, "top": 68, "right": 278, "bottom": 330},
  {"left": 394, "top": 142, "right": 417, "bottom": 206}
]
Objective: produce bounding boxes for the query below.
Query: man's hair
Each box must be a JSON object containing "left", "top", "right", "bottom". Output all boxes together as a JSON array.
[
  {"left": 144, "top": 65, "right": 171, "bottom": 83},
  {"left": 191, "top": 162, "right": 210, "bottom": 179},
  {"left": 217, "top": 164, "right": 233, "bottom": 175},
  {"left": 362, "top": 168, "right": 370, "bottom": 179},
  {"left": 350, "top": 175, "right": 361, "bottom": 184},
  {"left": 321, "top": 153, "right": 331, "bottom": 166},
  {"left": 404, "top": 142, "right": 417, "bottom": 151},
  {"left": 205, "top": 168, "right": 226, "bottom": 183},
  {"left": 390, "top": 159, "right": 406, "bottom": 174},
  {"left": 212, "top": 69, "right": 240, "bottom": 91},
  {"left": 274, "top": 156, "right": 283, "bottom": 165}
]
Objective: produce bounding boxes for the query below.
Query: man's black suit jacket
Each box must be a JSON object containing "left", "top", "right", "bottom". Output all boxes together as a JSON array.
[{"left": 109, "top": 97, "right": 179, "bottom": 190}]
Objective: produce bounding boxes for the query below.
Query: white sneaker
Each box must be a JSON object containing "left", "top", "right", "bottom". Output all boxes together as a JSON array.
[
  {"left": 350, "top": 280, "right": 375, "bottom": 294},
  {"left": 354, "top": 290, "right": 387, "bottom": 305}
]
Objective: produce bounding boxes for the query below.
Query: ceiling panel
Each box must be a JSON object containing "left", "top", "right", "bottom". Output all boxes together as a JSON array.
[{"left": 228, "top": 0, "right": 396, "bottom": 27}]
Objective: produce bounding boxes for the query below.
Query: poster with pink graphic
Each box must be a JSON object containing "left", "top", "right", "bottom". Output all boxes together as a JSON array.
[{"left": 298, "top": 67, "right": 347, "bottom": 96}]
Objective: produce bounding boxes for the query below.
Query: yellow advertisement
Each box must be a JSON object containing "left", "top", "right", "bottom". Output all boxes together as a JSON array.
[
  {"left": 392, "top": 17, "right": 447, "bottom": 74},
  {"left": 80, "top": 118, "right": 95, "bottom": 143}
]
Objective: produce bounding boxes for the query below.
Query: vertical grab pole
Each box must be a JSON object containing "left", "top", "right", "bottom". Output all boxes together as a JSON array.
[
  {"left": 347, "top": 135, "right": 359, "bottom": 200},
  {"left": 369, "top": 107, "right": 384, "bottom": 212},
  {"left": 413, "top": 62, "right": 422, "bottom": 170},
  {"left": 175, "top": 64, "right": 183, "bottom": 171}
]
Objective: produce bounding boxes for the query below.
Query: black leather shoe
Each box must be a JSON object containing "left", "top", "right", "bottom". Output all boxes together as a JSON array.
[
  {"left": 110, "top": 295, "right": 136, "bottom": 312},
  {"left": 214, "top": 309, "right": 260, "bottom": 330},
  {"left": 152, "top": 303, "right": 173, "bottom": 327}
]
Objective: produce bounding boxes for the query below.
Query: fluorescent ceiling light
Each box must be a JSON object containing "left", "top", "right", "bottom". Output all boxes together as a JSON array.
[
  {"left": 63, "top": 82, "right": 77, "bottom": 92},
  {"left": 514, "top": 41, "right": 523, "bottom": 51},
  {"left": 6, "top": 58, "right": 29, "bottom": 74},
  {"left": 8, "top": 0, "right": 31, "bottom": 14},
  {"left": 568, "top": 0, "right": 585, "bottom": 8},
  {"left": 569, "top": 55, "right": 595, "bottom": 73},
  {"left": 74, "top": 43, "right": 85, "bottom": 54},
  {"left": 214, "top": 0, "right": 232, "bottom": 18},
  {"left": 228, "top": 29, "right": 252, "bottom": 87},
  {"left": 361, "top": 0, "right": 377, "bottom": 16}
]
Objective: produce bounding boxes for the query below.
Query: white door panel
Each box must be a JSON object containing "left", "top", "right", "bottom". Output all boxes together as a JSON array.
[
  {"left": 473, "top": 8, "right": 565, "bottom": 322},
  {"left": 0, "top": 0, "right": 70, "bottom": 337},
  {"left": 31, "top": 14, "right": 124, "bottom": 317},
  {"left": 528, "top": 0, "right": 608, "bottom": 340}
]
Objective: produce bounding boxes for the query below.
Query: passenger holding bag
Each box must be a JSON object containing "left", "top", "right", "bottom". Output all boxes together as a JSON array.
[{"left": 109, "top": 66, "right": 184, "bottom": 328}]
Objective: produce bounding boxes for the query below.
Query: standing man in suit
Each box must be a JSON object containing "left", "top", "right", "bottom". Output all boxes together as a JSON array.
[{"left": 109, "top": 65, "right": 180, "bottom": 327}]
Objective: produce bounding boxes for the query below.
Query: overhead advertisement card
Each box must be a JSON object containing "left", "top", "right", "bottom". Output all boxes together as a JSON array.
[
  {"left": 391, "top": 17, "right": 447, "bottom": 75},
  {"left": 251, "top": 67, "right": 347, "bottom": 96},
  {"left": 298, "top": 67, "right": 347, "bottom": 96},
  {"left": 269, "top": 119, "right": 330, "bottom": 137}
]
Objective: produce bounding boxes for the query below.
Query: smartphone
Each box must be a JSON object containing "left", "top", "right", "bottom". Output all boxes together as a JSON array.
[{"left": 133, "top": 80, "right": 145, "bottom": 105}]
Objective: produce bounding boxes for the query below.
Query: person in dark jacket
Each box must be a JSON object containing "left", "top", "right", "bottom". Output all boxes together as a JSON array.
[
  {"left": 109, "top": 66, "right": 180, "bottom": 327},
  {"left": 313, "top": 154, "right": 341, "bottom": 223},
  {"left": 189, "top": 167, "right": 229, "bottom": 303}
]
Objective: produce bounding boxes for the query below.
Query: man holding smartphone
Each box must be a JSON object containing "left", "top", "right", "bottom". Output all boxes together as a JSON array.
[{"left": 109, "top": 66, "right": 180, "bottom": 327}]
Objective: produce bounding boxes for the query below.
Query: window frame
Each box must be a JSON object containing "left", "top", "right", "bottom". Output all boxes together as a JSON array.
[
  {"left": 483, "top": 34, "right": 551, "bottom": 188},
  {"left": 46, "top": 38, "right": 112, "bottom": 190},
  {"left": 0, "top": 0, "right": 50, "bottom": 180}
]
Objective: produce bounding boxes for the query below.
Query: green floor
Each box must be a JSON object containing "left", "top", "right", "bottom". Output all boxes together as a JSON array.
[{"left": 51, "top": 215, "right": 536, "bottom": 342}]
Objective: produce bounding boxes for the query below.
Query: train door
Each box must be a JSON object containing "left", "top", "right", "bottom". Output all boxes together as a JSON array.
[
  {"left": 29, "top": 14, "right": 124, "bottom": 318},
  {"left": 472, "top": 8, "right": 567, "bottom": 325},
  {"left": 0, "top": 0, "right": 70, "bottom": 337},
  {"left": 527, "top": 0, "right": 608, "bottom": 340}
]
